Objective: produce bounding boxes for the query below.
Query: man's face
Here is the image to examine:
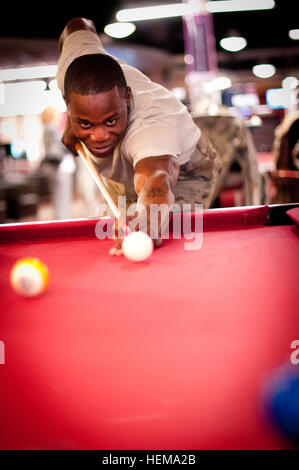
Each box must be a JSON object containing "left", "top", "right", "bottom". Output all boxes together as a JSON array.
[{"left": 67, "top": 86, "right": 131, "bottom": 158}]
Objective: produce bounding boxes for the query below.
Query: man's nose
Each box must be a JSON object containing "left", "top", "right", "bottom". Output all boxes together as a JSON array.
[{"left": 90, "top": 126, "right": 110, "bottom": 142}]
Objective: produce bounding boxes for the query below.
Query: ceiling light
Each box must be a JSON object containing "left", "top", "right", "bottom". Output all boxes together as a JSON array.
[
  {"left": 206, "top": 0, "right": 275, "bottom": 13},
  {"left": 0, "top": 65, "right": 57, "bottom": 82},
  {"left": 249, "top": 115, "right": 262, "bottom": 126},
  {"left": 116, "top": 4, "right": 191, "bottom": 22},
  {"left": 212, "top": 76, "right": 232, "bottom": 90},
  {"left": 201, "top": 76, "right": 232, "bottom": 93},
  {"left": 289, "top": 29, "right": 299, "bottom": 40},
  {"left": 232, "top": 93, "right": 259, "bottom": 108},
  {"left": 104, "top": 22, "right": 136, "bottom": 39},
  {"left": 282, "top": 76, "right": 298, "bottom": 89},
  {"left": 116, "top": 0, "right": 275, "bottom": 22},
  {"left": 48, "top": 79, "right": 58, "bottom": 91},
  {"left": 184, "top": 54, "right": 195, "bottom": 65},
  {"left": 171, "top": 87, "right": 187, "bottom": 101},
  {"left": 0, "top": 82, "right": 5, "bottom": 104},
  {"left": 220, "top": 36, "right": 247, "bottom": 52},
  {"left": 266, "top": 88, "right": 291, "bottom": 109},
  {"left": 4, "top": 80, "right": 47, "bottom": 93},
  {"left": 252, "top": 64, "right": 276, "bottom": 78}
]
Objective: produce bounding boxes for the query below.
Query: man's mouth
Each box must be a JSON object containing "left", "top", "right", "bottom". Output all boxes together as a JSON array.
[{"left": 89, "top": 144, "right": 115, "bottom": 157}]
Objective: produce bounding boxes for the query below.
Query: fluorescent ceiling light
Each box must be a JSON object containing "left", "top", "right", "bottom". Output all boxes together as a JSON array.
[
  {"left": 116, "top": 1, "right": 275, "bottom": 22},
  {"left": 104, "top": 22, "right": 136, "bottom": 39},
  {"left": 206, "top": 0, "right": 275, "bottom": 13},
  {"left": 289, "top": 29, "right": 299, "bottom": 40},
  {"left": 0, "top": 65, "right": 57, "bottom": 82},
  {"left": 116, "top": 4, "right": 191, "bottom": 22},
  {"left": 252, "top": 64, "right": 276, "bottom": 78},
  {"left": 4, "top": 80, "right": 47, "bottom": 93},
  {"left": 220, "top": 36, "right": 247, "bottom": 52},
  {"left": 0, "top": 82, "right": 5, "bottom": 104}
]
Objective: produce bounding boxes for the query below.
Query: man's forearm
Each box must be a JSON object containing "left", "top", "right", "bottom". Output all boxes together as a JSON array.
[
  {"left": 133, "top": 155, "right": 179, "bottom": 239},
  {"left": 135, "top": 172, "right": 175, "bottom": 239},
  {"left": 58, "top": 18, "right": 97, "bottom": 51},
  {"left": 137, "top": 172, "right": 175, "bottom": 206}
]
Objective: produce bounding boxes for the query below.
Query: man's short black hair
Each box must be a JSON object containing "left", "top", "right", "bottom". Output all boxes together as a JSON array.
[{"left": 64, "top": 53, "right": 128, "bottom": 102}]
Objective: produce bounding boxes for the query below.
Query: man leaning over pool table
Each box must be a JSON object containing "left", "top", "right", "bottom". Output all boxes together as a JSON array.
[{"left": 57, "top": 18, "right": 223, "bottom": 254}]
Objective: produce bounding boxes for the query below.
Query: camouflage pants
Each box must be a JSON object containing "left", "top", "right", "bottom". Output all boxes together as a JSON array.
[
  {"left": 104, "top": 134, "right": 223, "bottom": 213},
  {"left": 173, "top": 134, "right": 223, "bottom": 210}
]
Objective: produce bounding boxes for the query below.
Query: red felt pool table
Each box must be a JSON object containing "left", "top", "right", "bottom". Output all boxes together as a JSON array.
[{"left": 0, "top": 204, "right": 298, "bottom": 450}]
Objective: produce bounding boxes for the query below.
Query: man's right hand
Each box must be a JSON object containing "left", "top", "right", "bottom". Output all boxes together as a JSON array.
[{"left": 61, "top": 115, "right": 79, "bottom": 156}]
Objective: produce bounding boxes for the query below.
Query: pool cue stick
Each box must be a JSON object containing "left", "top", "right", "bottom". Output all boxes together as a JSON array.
[
  {"left": 76, "top": 143, "right": 130, "bottom": 239},
  {"left": 76, "top": 142, "right": 122, "bottom": 219}
]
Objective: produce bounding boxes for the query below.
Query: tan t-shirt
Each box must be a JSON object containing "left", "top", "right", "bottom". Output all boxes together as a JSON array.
[{"left": 56, "top": 30, "right": 201, "bottom": 187}]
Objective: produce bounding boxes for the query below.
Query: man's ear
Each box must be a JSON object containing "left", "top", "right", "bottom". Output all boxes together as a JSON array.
[{"left": 65, "top": 100, "right": 70, "bottom": 115}]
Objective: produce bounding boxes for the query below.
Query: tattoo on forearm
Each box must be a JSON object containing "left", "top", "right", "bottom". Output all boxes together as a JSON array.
[{"left": 146, "top": 187, "right": 167, "bottom": 198}]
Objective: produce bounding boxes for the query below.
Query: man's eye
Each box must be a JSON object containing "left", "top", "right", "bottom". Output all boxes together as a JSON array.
[
  {"left": 80, "top": 121, "right": 91, "bottom": 129},
  {"left": 106, "top": 118, "right": 117, "bottom": 126}
]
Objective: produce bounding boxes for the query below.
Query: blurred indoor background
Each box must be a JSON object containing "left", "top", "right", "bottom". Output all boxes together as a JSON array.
[{"left": 0, "top": 0, "right": 298, "bottom": 223}]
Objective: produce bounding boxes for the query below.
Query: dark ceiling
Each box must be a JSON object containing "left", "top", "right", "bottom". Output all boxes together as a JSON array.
[{"left": 0, "top": 0, "right": 298, "bottom": 71}]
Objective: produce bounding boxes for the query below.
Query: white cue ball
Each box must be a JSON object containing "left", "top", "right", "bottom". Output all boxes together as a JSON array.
[{"left": 122, "top": 231, "right": 154, "bottom": 262}]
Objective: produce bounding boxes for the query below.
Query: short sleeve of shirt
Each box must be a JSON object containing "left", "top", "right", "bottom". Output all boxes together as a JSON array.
[
  {"left": 123, "top": 119, "right": 194, "bottom": 168},
  {"left": 56, "top": 30, "right": 106, "bottom": 95}
]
